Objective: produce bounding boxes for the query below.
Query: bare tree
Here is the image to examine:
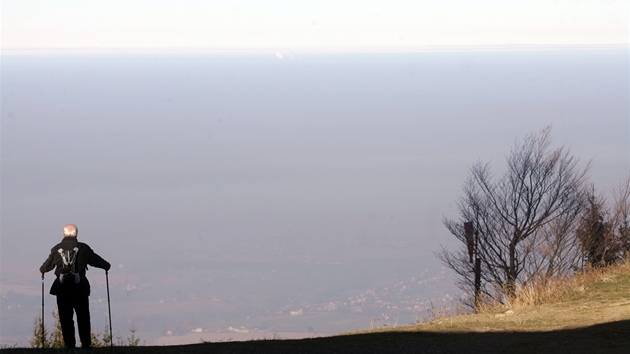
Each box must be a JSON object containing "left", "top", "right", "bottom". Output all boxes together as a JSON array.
[
  {"left": 578, "top": 178, "right": 630, "bottom": 267},
  {"left": 439, "top": 127, "right": 590, "bottom": 305},
  {"left": 610, "top": 177, "right": 630, "bottom": 259},
  {"left": 577, "top": 187, "right": 612, "bottom": 267}
]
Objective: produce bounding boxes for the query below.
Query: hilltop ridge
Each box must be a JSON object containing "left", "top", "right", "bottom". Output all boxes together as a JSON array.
[
  {"left": 4, "top": 262, "right": 630, "bottom": 353},
  {"left": 413, "top": 261, "right": 630, "bottom": 335}
]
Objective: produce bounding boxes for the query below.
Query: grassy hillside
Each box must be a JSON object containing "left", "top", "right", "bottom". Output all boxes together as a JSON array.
[{"left": 4, "top": 262, "right": 630, "bottom": 353}]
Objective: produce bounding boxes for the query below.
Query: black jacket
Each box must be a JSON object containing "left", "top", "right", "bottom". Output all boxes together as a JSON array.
[{"left": 40, "top": 237, "right": 111, "bottom": 296}]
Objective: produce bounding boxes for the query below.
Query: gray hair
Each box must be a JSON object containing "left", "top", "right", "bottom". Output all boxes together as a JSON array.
[{"left": 63, "top": 224, "right": 78, "bottom": 237}]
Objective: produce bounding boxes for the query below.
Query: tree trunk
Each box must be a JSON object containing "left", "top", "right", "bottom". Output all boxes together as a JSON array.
[{"left": 507, "top": 241, "right": 518, "bottom": 297}]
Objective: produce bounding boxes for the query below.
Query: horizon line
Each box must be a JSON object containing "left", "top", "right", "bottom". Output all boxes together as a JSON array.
[{"left": 2, "top": 44, "right": 627, "bottom": 57}]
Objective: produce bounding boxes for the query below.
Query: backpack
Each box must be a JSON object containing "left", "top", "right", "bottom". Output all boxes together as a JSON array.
[{"left": 58, "top": 247, "right": 81, "bottom": 285}]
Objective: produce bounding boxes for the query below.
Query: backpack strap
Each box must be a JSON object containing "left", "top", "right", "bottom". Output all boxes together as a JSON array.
[
  {"left": 57, "top": 246, "right": 81, "bottom": 284},
  {"left": 58, "top": 247, "right": 80, "bottom": 270}
]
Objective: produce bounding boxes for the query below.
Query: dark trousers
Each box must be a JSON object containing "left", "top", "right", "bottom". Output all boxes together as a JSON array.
[{"left": 56, "top": 292, "right": 91, "bottom": 348}]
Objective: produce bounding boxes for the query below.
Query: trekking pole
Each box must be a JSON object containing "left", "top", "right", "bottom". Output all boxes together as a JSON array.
[
  {"left": 41, "top": 273, "right": 45, "bottom": 348},
  {"left": 106, "top": 270, "right": 113, "bottom": 347}
]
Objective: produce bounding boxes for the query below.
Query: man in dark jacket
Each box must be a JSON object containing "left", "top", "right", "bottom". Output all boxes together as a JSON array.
[{"left": 40, "top": 224, "right": 110, "bottom": 349}]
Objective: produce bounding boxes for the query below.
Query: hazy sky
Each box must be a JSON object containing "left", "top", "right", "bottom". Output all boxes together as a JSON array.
[
  {"left": 1, "top": 0, "right": 629, "bottom": 346},
  {"left": 3, "top": 49, "right": 626, "bottom": 344},
  {"left": 2, "top": 0, "right": 627, "bottom": 52}
]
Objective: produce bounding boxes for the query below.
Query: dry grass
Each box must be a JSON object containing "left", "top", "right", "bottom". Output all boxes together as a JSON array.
[{"left": 497, "top": 261, "right": 630, "bottom": 309}]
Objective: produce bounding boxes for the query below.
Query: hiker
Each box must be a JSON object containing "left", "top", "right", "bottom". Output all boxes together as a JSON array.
[{"left": 40, "top": 224, "right": 111, "bottom": 349}]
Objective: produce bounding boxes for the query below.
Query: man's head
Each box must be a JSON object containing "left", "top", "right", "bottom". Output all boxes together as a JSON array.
[{"left": 63, "top": 224, "right": 78, "bottom": 238}]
